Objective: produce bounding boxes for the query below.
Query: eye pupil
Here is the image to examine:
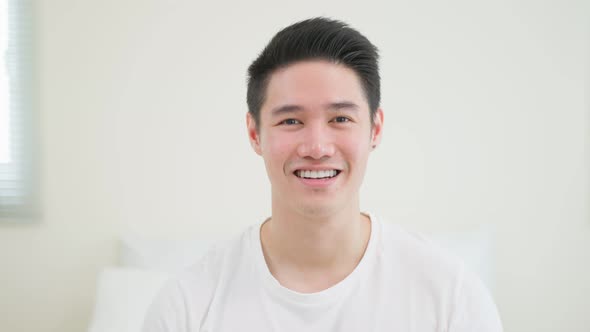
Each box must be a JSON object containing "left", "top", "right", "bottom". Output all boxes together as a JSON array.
[{"left": 280, "top": 119, "right": 300, "bottom": 125}]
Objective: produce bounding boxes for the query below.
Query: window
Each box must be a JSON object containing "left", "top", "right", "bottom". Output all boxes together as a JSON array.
[{"left": 0, "top": 0, "right": 38, "bottom": 221}]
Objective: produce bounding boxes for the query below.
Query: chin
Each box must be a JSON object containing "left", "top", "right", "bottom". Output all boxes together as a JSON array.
[{"left": 295, "top": 202, "right": 343, "bottom": 218}]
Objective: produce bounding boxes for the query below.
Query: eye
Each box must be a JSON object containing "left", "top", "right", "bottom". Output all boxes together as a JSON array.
[
  {"left": 279, "top": 118, "right": 302, "bottom": 125},
  {"left": 332, "top": 116, "right": 351, "bottom": 123}
]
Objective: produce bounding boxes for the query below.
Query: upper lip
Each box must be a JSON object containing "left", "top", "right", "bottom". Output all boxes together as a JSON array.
[
  {"left": 291, "top": 167, "right": 343, "bottom": 176},
  {"left": 292, "top": 166, "right": 342, "bottom": 171}
]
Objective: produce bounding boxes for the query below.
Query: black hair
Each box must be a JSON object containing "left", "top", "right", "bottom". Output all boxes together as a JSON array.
[{"left": 247, "top": 17, "right": 380, "bottom": 127}]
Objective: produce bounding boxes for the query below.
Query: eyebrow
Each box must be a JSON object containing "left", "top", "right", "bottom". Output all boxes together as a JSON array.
[
  {"left": 271, "top": 101, "right": 360, "bottom": 116},
  {"left": 271, "top": 104, "right": 304, "bottom": 116},
  {"left": 326, "top": 102, "right": 360, "bottom": 112}
]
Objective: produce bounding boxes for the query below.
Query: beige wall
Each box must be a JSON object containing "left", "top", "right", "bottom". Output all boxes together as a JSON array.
[{"left": 0, "top": 0, "right": 588, "bottom": 331}]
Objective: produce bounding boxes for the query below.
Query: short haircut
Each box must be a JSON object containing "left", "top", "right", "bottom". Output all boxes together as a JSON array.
[{"left": 247, "top": 17, "right": 380, "bottom": 128}]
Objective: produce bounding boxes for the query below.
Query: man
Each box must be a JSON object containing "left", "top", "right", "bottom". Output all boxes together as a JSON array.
[{"left": 142, "top": 17, "right": 503, "bottom": 331}]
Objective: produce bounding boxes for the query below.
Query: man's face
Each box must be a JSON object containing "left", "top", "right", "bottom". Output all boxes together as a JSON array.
[{"left": 247, "top": 60, "right": 383, "bottom": 216}]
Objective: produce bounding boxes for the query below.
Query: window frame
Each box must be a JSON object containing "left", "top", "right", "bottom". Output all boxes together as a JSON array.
[{"left": 0, "top": 0, "right": 39, "bottom": 222}]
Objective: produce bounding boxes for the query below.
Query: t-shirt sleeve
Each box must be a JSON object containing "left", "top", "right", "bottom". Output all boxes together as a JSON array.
[
  {"left": 447, "top": 266, "right": 504, "bottom": 332},
  {"left": 141, "top": 279, "right": 189, "bottom": 332}
]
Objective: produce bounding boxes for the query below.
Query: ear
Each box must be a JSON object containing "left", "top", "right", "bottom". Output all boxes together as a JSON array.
[
  {"left": 370, "top": 108, "right": 384, "bottom": 150},
  {"left": 246, "top": 112, "right": 263, "bottom": 155}
]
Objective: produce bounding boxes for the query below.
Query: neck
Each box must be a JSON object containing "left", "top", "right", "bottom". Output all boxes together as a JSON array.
[{"left": 260, "top": 201, "right": 371, "bottom": 292}]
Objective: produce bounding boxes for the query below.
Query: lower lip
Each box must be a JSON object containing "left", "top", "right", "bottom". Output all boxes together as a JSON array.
[{"left": 295, "top": 172, "right": 340, "bottom": 188}]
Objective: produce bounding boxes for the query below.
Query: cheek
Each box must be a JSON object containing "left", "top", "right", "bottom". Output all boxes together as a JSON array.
[
  {"left": 339, "top": 131, "right": 371, "bottom": 162},
  {"left": 262, "top": 132, "right": 293, "bottom": 171},
  {"left": 265, "top": 132, "right": 292, "bottom": 157}
]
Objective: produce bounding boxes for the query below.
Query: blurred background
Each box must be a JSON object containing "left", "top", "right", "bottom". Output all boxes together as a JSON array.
[{"left": 0, "top": 0, "right": 588, "bottom": 331}]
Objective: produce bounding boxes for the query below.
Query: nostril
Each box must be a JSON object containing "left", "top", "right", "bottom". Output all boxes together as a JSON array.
[{"left": 297, "top": 143, "right": 335, "bottom": 159}]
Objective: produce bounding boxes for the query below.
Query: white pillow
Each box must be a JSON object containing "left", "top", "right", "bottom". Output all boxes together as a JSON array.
[
  {"left": 119, "top": 234, "right": 224, "bottom": 273},
  {"left": 87, "top": 267, "right": 170, "bottom": 332},
  {"left": 118, "top": 227, "right": 494, "bottom": 288},
  {"left": 427, "top": 227, "right": 495, "bottom": 290}
]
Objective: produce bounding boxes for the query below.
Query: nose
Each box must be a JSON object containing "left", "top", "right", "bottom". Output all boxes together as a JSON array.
[{"left": 296, "top": 124, "right": 335, "bottom": 160}]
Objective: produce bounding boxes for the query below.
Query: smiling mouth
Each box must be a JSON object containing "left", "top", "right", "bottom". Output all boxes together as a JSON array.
[{"left": 294, "top": 169, "right": 341, "bottom": 179}]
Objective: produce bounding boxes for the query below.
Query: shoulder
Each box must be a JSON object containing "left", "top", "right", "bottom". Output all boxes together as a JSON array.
[
  {"left": 176, "top": 224, "right": 257, "bottom": 303},
  {"left": 141, "top": 224, "right": 258, "bottom": 332},
  {"left": 374, "top": 216, "right": 503, "bottom": 331},
  {"left": 447, "top": 267, "right": 504, "bottom": 331}
]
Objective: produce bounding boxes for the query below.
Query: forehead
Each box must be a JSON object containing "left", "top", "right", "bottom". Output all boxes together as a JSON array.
[{"left": 261, "top": 60, "right": 369, "bottom": 116}]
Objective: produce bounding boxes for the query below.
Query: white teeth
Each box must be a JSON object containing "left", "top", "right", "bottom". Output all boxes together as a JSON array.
[{"left": 296, "top": 170, "right": 338, "bottom": 179}]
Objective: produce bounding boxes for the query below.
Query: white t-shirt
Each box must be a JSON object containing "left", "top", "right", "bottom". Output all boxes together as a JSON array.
[{"left": 142, "top": 214, "right": 503, "bottom": 332}]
